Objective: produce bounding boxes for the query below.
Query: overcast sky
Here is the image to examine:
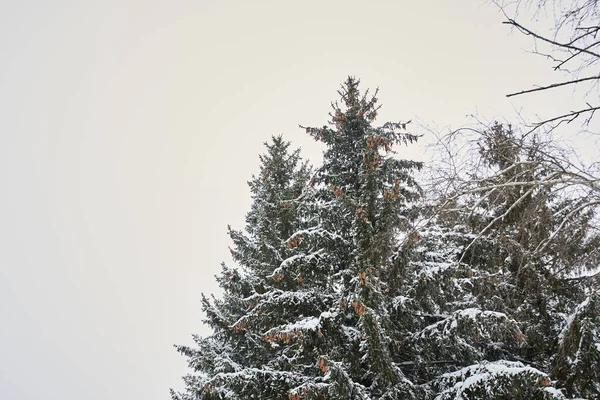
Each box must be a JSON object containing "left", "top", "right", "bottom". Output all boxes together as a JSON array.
[{"left": 0, "top": 1, "right": 597, "bottom": 400}]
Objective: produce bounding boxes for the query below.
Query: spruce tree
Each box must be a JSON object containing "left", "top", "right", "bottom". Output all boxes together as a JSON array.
[
  {"left": 294, "top": 77, "right": 423, "bottom": 398},
  {"left": 411, "top": 123, "right": 600, "bottom": 399},
  {"left": 172, "top": 136, "right": 311, "bottom": 399},
  {"left": 173, "top": 82, "right": 599, "bottom": 399},
  {"left": 173, "top": 78, "right": 424, "bottom": 399}
]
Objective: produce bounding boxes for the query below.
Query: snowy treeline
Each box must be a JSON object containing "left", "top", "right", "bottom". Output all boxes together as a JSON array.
[{"left": 172, "top": 78, "right": 599, "bottom": 400}]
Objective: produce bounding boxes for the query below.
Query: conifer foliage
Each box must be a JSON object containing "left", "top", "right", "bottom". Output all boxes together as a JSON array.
[
  {"left": 173, "top": 78, "right": 422, "bottom": 399},
  {"left": 173, "top": 79, "right": 599, "bottom": 399},
  {"left": 416, "top": 123, "right": 600, "bottom": 399}
]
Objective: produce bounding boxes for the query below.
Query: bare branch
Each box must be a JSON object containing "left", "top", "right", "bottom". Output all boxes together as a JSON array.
[
  {"left": 458, "top": 186, "right": 536, "bottom": 265},
  {"left": 504, "top": 19, "right": 600, "bottom": 59},
  {"left": 535, "top": 200, "right": 600, "bottom": 254},
  {"left": 506, "top": 75, "right": 600, "bottom": 97},
  {"left": 526, "top": 105, "right": 600, "bottom": 135},
  {"left": 426, "top": 119, "right": 600, "bottom": 278},
  {"left": 555, "top": 40, "right": 600, "bottom": 70}
]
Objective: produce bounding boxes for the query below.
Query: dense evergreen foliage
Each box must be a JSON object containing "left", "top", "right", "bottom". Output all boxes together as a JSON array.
[{"left": 173, "top": 78, "right": 599, "bottom": 399}]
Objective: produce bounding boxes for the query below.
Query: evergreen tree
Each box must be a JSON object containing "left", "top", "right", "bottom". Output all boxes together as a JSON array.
[
  {"left": 411, "top": 123, "right": 600, "bottom": 398},
  {"left": 172, "top": 136, "right": 311, "bottom": 399},
  {"left": 173, "top": 78, "right": 424, "bottom": 399},
  {"left": 229, "top": 135, "right": 311, "bottom": 283},
  {"left": 293, "top": 77, "right": 423, "bottom": 398},
  {"left": 173, "top": 82, "right": 599, "bottom": 399}
]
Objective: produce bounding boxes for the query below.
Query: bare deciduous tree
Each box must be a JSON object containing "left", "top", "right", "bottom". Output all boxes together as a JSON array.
[
  {"left": 495, "top": 0, "right": 600, "bottom": 133},
  {"left": 424, "top": 121, "right": 600, "bottom": 280},
  {"left": 422, "top": 121, "right": 600, "bottom": 396}
]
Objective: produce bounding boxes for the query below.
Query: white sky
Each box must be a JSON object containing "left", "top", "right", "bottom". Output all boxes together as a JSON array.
[{"left": 0, "top": 1, "right": 597, "bottom": 400}]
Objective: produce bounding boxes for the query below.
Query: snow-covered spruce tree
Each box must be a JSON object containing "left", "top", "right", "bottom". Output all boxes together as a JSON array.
[
  {"left": 395, "top": 224, "right": 567, "bottom": 399},
  {"left": 228, "top": 135, "right": 311, "bottom": 283},
  {"left": 173, "top": 77, "right": 424, "bottom": 400},
  {"left": 453, "top": 124, "right": 600, "bottom": 399},
  {"left": 289, "top": 77, "right": 423, "bottom": 398},
  {"left": 172, "top": 136, "right": 312, "bottom": 399},
  {"left": 408, "top": 122, "right": 600, "bottom": 398}
]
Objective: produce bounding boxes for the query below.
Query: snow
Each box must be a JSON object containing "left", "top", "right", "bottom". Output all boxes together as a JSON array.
[
  {"left": 274, "top": 249, "right": 324, "bottom": 274},
  {"left": 559, "top": 295, "right": 592, "bottom": 342},
  {"left": 435, "top": 361, "right": 562, "bottom": 400},
  {"left": 279, "top": 316, "right": 320, "bottom": 332},
  {"left": 414, "top": 308, "right": 512, "bottom": 340},
  {"left": 285, "top": 224, "right": 349, "bottom": 245},
  {"left": 392, "top": 295, "right": 410, "bottom": 308},
  {"left": 265, "top": 310, "right": 339, "bottom": 338}
]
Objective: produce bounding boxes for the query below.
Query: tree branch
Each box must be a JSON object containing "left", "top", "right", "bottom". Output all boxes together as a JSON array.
[
  {"left": 555, "top": 40, "right": 600, "bottom": 71},
  {"left": 527, "top": 105, "right": 600, "bottom": 135},
  {"left": 504, "top": 19, "right": 600, "bottom": 59},
  {"left": 458, "top": 186, "right": 536, "bottom": 265},
  {"left": 506, "top": 75, "right": 600, "bottom": 97}
]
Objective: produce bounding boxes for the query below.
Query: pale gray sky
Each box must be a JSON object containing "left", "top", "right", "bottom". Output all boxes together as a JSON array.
[{"left": 0, "top": 1, "right": 594, "bottom": 400}]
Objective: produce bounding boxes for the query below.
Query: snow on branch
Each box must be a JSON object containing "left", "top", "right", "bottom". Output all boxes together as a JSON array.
[
  {"left": 408, "top": 308, "right": 525, "bottom": 365},
  {"left": 434, "top": 360, "right": 563, "bottom": 400}
]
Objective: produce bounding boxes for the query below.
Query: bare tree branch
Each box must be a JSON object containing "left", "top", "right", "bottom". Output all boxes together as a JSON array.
[
  {"left": 506, "top": 75, "right": 600, "bottom": 97},
  {"left": 526, "top": 105, "right": 600, "bottom": 135},
  {"left": 425, "top": 120, "right": 600, "bottom": 277},
  {"left": 494, "top": 0, "right": 600, "bottom": 132},
  {"left": 555, "top": 40, "right": 600, "bottom": 70},
  {"left": 504, "top": 19, "right": 600, "bottom": 59}
]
